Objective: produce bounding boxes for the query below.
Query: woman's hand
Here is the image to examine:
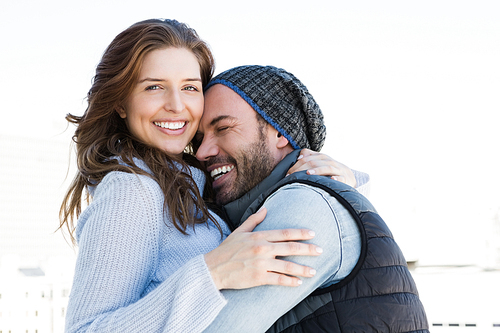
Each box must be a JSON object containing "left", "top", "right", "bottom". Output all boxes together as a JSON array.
[
  {"left": 287, "top": 149, "right": 357, "bottom": 188},
  {"left": 204, "top": 208, "right": 322, "bottom": 290}
]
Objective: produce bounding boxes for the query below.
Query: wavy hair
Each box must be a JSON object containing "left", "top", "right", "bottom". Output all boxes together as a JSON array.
[{"left": 59, "top": 19, "right": 219, "bottom": 244}]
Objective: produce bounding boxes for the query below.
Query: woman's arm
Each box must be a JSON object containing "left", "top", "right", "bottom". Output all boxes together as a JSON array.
[{"left": 66, "top": 172, "right": 226, "bottom": 333}]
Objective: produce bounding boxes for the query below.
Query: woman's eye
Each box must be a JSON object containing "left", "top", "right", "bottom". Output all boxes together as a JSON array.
[
  {"left": 145, "top": 85, "right": 160, "bottom": 91},
  {"left": 183, "top": 86, "right": 199, "bottom": 92}
]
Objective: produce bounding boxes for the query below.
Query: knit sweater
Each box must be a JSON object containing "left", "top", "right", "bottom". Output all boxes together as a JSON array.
[{"left": 65, "top": 160, "right": 231, "bottom": 333}]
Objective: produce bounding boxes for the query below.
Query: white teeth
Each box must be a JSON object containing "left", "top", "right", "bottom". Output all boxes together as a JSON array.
[
  {"left": 210, "top": 165, "right": 234, "bottom": 180},
  {"left": 154, "top": 121, "right": 186, "bottom": 130}
]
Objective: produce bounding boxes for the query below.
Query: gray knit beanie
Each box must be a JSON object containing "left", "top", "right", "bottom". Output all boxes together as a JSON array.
[{"left": 205, "top": 65, "right": 326, "bottom": 151}]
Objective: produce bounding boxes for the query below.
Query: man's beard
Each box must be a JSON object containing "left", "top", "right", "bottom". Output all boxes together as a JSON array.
[{"left": 210, "top": 134, "right": 275, "bottom": 206}]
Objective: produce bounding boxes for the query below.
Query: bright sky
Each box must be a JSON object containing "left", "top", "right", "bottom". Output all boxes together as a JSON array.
[{"left": 1, "top": 0, "right": 499, "bottom": 265}]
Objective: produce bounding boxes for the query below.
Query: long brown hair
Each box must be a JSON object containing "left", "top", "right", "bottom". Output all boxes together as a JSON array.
[{"left": 59, "top": 19, "right": 219, "bottom": 244}]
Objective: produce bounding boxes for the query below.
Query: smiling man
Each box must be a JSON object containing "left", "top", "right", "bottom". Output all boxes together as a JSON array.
[
  {"left": 196, "top": 65, "right": 428, "bottom": 332},
  {"left": 199, "top": 82, "right": 280, "bottom": 205}
]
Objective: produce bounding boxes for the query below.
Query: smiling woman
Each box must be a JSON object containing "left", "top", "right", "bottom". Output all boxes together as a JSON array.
[
  {"left": 116, "top": 47, "right": 204, "bottom": 156},
  {"left": 58, "top": 19, "right": 323, "bottom": 333}
]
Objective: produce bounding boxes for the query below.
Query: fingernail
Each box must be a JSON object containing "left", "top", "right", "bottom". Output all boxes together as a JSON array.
[
  {"left": 310, "top": 269, "right": 316, "bottom": 276},
  {"left": 297, "top": 279, "right": 303, "bottom": 285},
  {"left": 285, "top": 173, "right": 290, "bottom": 177},
  {"left": 316, "top": 247, "right": 323, "bottom": 254},
  {"left": 309, "top": 231, "right": 315, "bottom": 237},
  {"left": 297, "top": 155, "right": 303, "bottom": 160},
  {"left": 332, "top": 176, "right": 338, "bottom": 181},
  {"left": 308, "top": 169, "right": 316, "bottom": 175}
]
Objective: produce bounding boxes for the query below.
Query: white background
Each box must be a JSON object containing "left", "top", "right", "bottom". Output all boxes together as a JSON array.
[
  {"left": 1, "top": 0, "right": 499, "bottom": 273},
  {"left": 1, "top": 1, "right": 500, "bottom": 329}
]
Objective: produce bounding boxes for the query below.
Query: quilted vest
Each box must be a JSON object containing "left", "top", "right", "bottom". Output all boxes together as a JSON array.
[{"left": 223, "top": 151, "right": 429, "bottom": 333}]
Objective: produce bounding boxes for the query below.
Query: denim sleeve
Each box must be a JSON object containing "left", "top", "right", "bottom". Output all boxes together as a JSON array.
[{"left": 203, "top": 183, "right": 361, "bottom": 333}]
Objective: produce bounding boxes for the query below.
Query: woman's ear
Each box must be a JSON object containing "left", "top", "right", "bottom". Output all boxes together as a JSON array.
[{"left": 116, "top": 106, "right": 127, "bottom": 119}]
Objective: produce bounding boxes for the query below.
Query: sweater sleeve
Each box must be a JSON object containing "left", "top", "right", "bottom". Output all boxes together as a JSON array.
[
  {"left": 65, "top": 172, "right": 227, "bottom": 333},
  {"left": 352, "top": 169, "right": 371, "bottom": 198}
]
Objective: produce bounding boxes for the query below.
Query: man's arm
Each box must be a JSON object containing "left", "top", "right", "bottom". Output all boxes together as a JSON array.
[{"left": 203, "top": 183, "right": 361, "bottom": 332}]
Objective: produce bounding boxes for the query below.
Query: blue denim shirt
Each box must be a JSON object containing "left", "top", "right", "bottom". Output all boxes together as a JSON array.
[{"left": 263, "top": 181, "right": 361, "bottom": 287}]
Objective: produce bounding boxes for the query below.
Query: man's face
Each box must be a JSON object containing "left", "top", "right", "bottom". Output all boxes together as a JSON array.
[{"left": 195, "top": 84, "right": 277, "bottom": 205}]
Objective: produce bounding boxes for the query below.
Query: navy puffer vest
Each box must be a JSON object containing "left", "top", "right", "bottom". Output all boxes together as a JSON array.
[{"left": 223, "top": 152, "right": 429, "bottom": 333}]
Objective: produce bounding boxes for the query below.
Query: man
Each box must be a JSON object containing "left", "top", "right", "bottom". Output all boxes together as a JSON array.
[{"left": 196, "top": 65, "right": 428, "bottom": 332}]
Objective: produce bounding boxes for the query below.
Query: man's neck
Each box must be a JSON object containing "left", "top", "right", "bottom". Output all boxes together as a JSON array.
[{"left": 222, "top": 150, "right": 301, "bottom": 228}]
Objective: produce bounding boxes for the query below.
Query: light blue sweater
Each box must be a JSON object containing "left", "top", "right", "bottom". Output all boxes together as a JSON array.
[{"left": 65, "top": 160, "right": 231, "bottom": 332}]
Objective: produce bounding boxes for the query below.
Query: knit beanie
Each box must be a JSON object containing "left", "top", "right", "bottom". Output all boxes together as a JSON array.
[{"left": 205, "top": 65, "right": 326, "bottom": 151}]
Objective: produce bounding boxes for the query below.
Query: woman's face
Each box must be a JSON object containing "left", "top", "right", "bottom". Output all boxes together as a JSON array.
[{"left": 118, "top": 47, "right": 204, "bottom": 157}]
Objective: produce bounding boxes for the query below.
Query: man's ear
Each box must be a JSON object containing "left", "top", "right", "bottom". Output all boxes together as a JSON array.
[
  {"left": 276, "top": 132, "right": 289, "bottom": 149},
  {"left": 116, "top": 106, "right": 127, "bottom": 119}
]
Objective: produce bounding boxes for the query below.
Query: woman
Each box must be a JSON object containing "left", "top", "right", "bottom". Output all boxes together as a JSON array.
[{"left": 60, "top": 19, "right": 359, "bottom": 332}]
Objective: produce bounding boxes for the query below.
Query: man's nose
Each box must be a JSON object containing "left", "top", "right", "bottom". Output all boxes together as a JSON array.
[{"left": 195, "top": 136, "right": 219, "bottom": 161}]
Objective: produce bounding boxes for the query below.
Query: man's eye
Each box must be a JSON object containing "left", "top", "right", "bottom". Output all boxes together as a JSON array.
[{"left": 216, "top": 126, "right": 229, "bottom": 133}]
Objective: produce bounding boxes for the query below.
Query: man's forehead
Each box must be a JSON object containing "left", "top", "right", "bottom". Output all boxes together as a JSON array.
[{"left": 204, "top": 84, "right": 254, "bottom": 117}]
